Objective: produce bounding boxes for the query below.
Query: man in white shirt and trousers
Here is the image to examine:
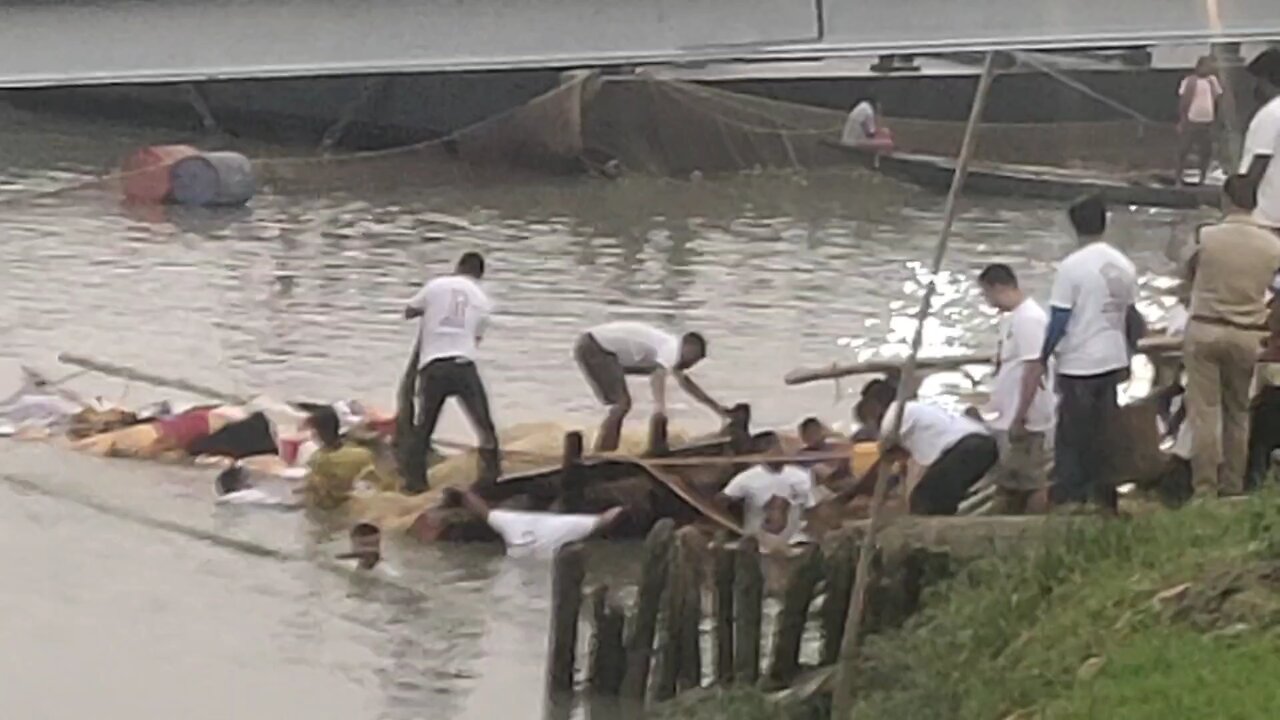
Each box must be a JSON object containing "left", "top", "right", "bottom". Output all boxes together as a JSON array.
[
  {"left": 403, "top": 251, "right": 500, "bottom": 493},
  {"left": 978, "top": 264, "right": 1056, "bottom": 514},
  {"left": 574, "top": 321, "right": 727, "bottom": 452},
  {"left": 1240, "top": 48, "right": 1280, "bottom": 234},
  {"left": 1027, "top": 197, "right": 1141, "bottom": 513}
]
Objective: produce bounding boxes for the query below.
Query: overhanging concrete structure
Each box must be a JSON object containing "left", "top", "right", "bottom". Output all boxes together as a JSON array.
[{"left": 1, "top": 0, "right": 1278, "bottom": 87}]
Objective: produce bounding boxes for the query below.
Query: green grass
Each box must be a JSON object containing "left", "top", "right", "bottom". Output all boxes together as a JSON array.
[{"left": 849, "top": 492, "right": 1280, "bottom": 719}]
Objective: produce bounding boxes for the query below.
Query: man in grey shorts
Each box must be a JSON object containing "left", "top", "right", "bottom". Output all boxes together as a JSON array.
[{"left": 575, "top": 321, "right": 727, "bottom": 452}]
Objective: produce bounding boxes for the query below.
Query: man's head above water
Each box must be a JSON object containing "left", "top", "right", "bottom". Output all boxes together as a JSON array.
[{"left": 339, "top": 523, "right": 382, "bottom": 570}]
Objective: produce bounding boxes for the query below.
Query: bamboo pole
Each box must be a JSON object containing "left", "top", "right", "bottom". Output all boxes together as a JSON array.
[{"left": 830, "top": 51, "right": 1000, "bottom": 720}]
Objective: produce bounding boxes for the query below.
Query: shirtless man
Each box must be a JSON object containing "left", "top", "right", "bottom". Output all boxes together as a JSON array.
[{"left": 574, "top": 321, "right": 727, "bottom": 452}]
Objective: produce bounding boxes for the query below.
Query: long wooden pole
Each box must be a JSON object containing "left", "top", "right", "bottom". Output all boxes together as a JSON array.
[{"left": 830, "top": 51, "right": 999, "bottom": 720}]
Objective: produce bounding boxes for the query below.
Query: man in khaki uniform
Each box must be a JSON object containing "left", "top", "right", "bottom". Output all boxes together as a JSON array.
[{"left": 1184, "top": 176, "right": 1280, "bottom": 497}]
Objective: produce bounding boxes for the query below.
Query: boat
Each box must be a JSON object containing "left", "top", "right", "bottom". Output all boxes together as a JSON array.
[{"left": 827, "top": 140, "right": 1220, "bottom": 209}]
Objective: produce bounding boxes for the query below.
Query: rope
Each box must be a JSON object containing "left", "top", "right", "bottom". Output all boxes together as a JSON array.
[{"left": 1014, "top": 50, "right": 1159, "bottom": 126}]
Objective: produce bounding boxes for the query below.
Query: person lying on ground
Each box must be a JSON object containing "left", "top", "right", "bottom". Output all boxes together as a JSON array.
[
  {"left": 443, "top": 487, "right": 625, "bottom": 559},
  {"left": 860, "top": 382, "right": 998, "bottom": 516},
  {"left": 575, "top": 321, "right": 728, "bottom": 453},
  {"left": 714, "top": 432, "right": 817, "bottom": 548},
  {"left": 71, "top": 404, "right": 240, "bottom": 459},
  {"left": 303, "top": 407, "right": 402, "bottom": 511}
]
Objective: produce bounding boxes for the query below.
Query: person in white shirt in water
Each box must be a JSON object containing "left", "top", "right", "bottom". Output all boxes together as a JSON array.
[
  {"left": 1026, "top": 196, "right": 1141, "bottom": 512},
  {"left": 978, "top": 264, "right": 1056, "bottom": 514},
  {"left": 1176, "top": 56, "right": 1223, "bottom": 186},
  {"left": 444, "top": 487, "right": 625, "bottom": 559},
  {"left": 841, "top": 96, "right": 880, "bottom": 147},
  {"left": 574, "top": 321, "right": 727, "bottom": 452},
  {"left": 1240, "top": 48, "right": 1280, "bottom": 231},
  {"left": 716, "top": 432, "right": 817, "bottom": 547},
  {"left": 859, "top": 380, "right": 998, "bottom": 516},
  {"left": 403, "top": 251, "right": 499, "bottom": 492}
]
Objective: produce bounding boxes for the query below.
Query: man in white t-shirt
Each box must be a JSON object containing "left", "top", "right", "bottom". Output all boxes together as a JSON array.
[
  {"left": 859, "top": 381, "right": 998, "bottom": 516},
  {"left": 446, "top": 487, "right": 625, "bottom": 559},
  {"left": 1177, "top": 56, "right": 1223, "bottom": 186},
  {"left": 1028, "top": 196, "right": 1140, "bottom": 512},
  {"left": 716, "top": 432, "right": 816, "bottom": 547},
  {"left": 978, "top": 264, "right": 1055, "bottom": 513},
  {"left": 403, "top": 251, "right": 499, "bottom": 492},
  {"left": 841, "top": 98, "right": 879, "bottom": 146},
  {"left": 574, "top": 321, "right": 727, "bottom": 452},
  {"left": 1240, "top": 48, "right": 1280, "bottom": 230}
]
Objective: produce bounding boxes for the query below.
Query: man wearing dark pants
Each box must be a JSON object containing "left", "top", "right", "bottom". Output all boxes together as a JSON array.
[
  {"left": 402, "top": 251, "right": 499, "bottom": 493},
  {"left": 1028, "top": 196, "right": 1140, "bottom": 512},
  {"left": 860, "top": 384, "right": 998, "bottom": 516}
]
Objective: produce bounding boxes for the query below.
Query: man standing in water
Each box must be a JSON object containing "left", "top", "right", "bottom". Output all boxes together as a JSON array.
[
  {"left": 574, "top": 321, "right": 726, "bottom": 452},
  {"left": 978, "top": 264, "right": 1056, "bottom": 514},
  {"left": 403, "top": 251, "right": 500, "bottom": 493},
  {"left": 1028, "top": 196, "right": 1140, "bottom": 512},
  {"left": 1176, "top": 56, "right": 1223, "bottom": 186}
]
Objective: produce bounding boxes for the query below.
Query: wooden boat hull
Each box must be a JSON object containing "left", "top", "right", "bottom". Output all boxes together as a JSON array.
[{"left": 829, "top": 141, "right": 1218, "bottom": 210}]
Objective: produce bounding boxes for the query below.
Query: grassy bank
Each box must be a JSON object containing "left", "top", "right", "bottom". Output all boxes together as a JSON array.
[
  {"left": 650, "top": 492, "right": 1280, "bottom": 719},
  {"left": 851, "top": 492, "right": 1280, "bottom": 719}
]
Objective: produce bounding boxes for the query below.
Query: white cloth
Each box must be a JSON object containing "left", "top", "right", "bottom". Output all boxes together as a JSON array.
[
  {"left": 587, "top": 321, "right": 680, "bottom": 372},
  {"left": 406, "top": 275, "right": 493, "bottom": 366},
  {"left": 1179, "top": 75, "right": 1222, "bottom": 123},
  {"left": 721, "top": 464, "right": 816, "bottom": 543},
  {"left": 985, "top": 299, "right": 1056, "bottom": 432},
  {"left": 1240, "top": 96, "right": 1280, "bottom": 228},
  {"left": 0, "top": 394, "right": 78, "bottom": 430},
  {"left": 840, "top": 101, "right": 877, "bottom": 144},
  {"left": 883, "top": 401, "right": 988, "bottom": 466},
  {"left": 486, "top": 510, "right": 602, "bottom": 559},
  {"left": 1049, "top": 241, "right": 1138, "bottom": 376}
]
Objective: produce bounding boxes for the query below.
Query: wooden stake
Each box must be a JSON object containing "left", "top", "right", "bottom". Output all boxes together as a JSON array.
[
  {"left": 676, "top": 529, "right": 704, "bottom": 692},
  {"left": 712, "top": 537, "right": 736, "bottom": 684},
  {"left": 830, "top": 51, "right": 1000, "bottom": 720},
  {"left": 653, "top": 529, "right": 689, "bottom": 702},
  {"left": 732, "top": 536, "right": 763, "bottom": 684},
  {"left": 548, "top": 543, "right": 587, "bottom": 696},
  {"left": 820, "top": 535, "right": 856, "bottom": 666},
  {"left": 588, "top": 584, "right": 626, "bottom": 695},
  {"left": 767, "top": 545, "right": 825, "bottom": 688},
  {"left": 621, "top": 518, "right": 674, "bottom": 701}
]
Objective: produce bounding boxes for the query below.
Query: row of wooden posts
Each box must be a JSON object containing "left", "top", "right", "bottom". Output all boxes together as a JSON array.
[{"left": 546, "top": 518, "right": 860, "bottom": 707}]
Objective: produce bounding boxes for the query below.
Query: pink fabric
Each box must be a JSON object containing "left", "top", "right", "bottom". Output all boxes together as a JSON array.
[{"left": 156, "top": 407, "right": 214, "bottom": 452}]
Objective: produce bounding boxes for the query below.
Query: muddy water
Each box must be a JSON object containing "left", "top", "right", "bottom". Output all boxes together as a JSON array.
[{"left": 0, "top": 103, "right": 1204, "bottom": 719}]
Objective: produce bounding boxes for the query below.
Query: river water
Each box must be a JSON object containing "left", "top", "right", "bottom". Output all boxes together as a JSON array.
[{"left": 0, "top": 104, "right": 1202, "bottom": 719}]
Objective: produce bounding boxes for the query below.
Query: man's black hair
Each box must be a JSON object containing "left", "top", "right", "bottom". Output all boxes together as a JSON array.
[
  {"left": 799, "top": 416, "right": 824, "bottom": 433},
  {"left": 309, "top": 406, "right": 342, "bottom": 449},
  {"left": 978, "top": 263, "right": 1018, "bottom": 288},
  {"left": 682, "top": 332, "right": 707, "bottom": 355},
  {"left": 1068, "top": 194, "right": 1107, "bottom": 237},
  {"left": 350, "top": 522, "right": 380, "bottom": 539},
  {"left": 215, "top": 465, "right": 248, "bottom": 496},
  {"left": 456, "top": 251, "right": 485, "bottom": 278},
  {"left": 753, "top": 431, "right": 782, "bottom": 453},
  {"left": 860, "top": 378, "right": 898, "bottom": 406},
  {"left": 1224, "top": 174, "right": 1259, "bottom": 211}
]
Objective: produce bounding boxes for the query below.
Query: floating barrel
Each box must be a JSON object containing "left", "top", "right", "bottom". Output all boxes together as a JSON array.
[
  {"left": 121, "top": 144, "right": 199, "bottom": 203},
  {"left": 169, "top": 151, "right": 256, "bottom": 207}
]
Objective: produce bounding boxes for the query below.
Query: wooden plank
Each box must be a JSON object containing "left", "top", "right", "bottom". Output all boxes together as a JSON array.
[
  {"left": 621, "top": 518, "right": 674, "bottom": 701},
  {"left": 732, "top": 536, "right": 763, "bottom": 684},
  {"left": 766, "top": 545, "right": 825, "bottom": 688},
  {"left": 547, "top": 543, "right": 587, "bottom": 696},
  {"left": 712, "top": 537, "right": 736, "bottom": 683}
]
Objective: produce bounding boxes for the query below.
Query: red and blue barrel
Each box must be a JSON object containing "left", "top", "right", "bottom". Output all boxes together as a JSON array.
[{"left": 122, "top": 145, "right": 256, "bottom": 206}]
